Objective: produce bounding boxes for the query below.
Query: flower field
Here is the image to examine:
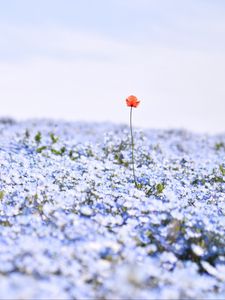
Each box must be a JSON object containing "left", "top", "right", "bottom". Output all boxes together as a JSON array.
[{"left": 0, "top": 119, "right": 225, "bottom": 299}]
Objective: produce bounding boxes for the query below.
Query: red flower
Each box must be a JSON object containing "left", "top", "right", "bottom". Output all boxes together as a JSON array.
[{"left": 126, "top": 95, "right": 140, "bottom": 108}]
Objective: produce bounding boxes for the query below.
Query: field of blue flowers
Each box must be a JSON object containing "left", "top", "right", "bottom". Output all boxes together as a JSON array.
[{"left": 0, "top": 119, "right": 225, "bottom": 299}]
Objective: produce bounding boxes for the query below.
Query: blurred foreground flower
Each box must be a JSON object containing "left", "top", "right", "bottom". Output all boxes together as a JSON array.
[{"left": 125, "top": 95, "right": 140, "bottom": 187}]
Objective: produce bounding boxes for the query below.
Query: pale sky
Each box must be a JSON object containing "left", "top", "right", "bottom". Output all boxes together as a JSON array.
[{"left": 0, "top": 0, "right": 225, "bottom": 133}]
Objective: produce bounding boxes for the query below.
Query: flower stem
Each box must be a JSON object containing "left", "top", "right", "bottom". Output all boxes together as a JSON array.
[{"left": 129, "top": 107, "right": 138, "bottom": 187}]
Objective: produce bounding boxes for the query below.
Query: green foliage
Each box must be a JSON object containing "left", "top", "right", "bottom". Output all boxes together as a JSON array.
[
  {"left": 69, "top": 150, "right": 79, "bottom": 161},
  {"left": 135, "top": 183, "right": 144, "bottom": 189},
  {"left": 191, "top": 165, "right": 225, "bottom": 186},
  {"left": 36, "top": 146, "right": 47, "bottom": 153},
  {"left": 86, "top": 148, "right": 94, "bottom": 157},
  {"left": 25, "top": 129, "right": 30, "bottom": 139},
  {"left": 219, "top": 165, "right": 225, "bottom": 176},
  {"left": 50, "top": 133, "right": 59, "bottom": 144},
  {"left": 61, "top": 147, "right": 66, "bottom": 154},
  {"left": 51, "top": 147, "right": 66, "bottom": 156},
  {"left": 212, "top": 176, "right": 225, "bottom": 183},
  {"left": 51, "top": 149, "right": 61, "bottom": 155},
  {"left": 144, "top": 182, "right": 166, "bottom": 197},
  {"left": 69, "top": 150, "right": 73, "bottom": 158},
  {"left": 192, "top": 176, "right": 225, "bottom": 185},
  {"left": 191, "top": 178, "right": 206, "bottom": 186},
  {"left": 35, "top": 131, "right": 42, "bottom": 144},
  {"left": 0, "top": 220, "right": 11, "bottom": 227},
  {"left": 103, "top": 139, "right": 129, "bottom": 158},
  {"left": 114, "top": 153, "right": 129, "bottom": 167},
  {"left": 156, "top": 183, "right": 165, "bottom": 194},
  {"left": 215, "top": 142, "right": 225, "bottom": 151},
  {"left": 0, "top": 191, "right": 4, "bottom": 200},
  {"left": 34, "top": 131, "right": 67, "bottom": 156},
  {"left": 33, "top": 130, "right": 69, "bottom": 158}
]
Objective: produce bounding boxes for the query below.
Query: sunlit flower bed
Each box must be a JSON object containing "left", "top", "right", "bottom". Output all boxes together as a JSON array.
[{"left": 0, "top": 119, "right": 225, "bottom": 299}]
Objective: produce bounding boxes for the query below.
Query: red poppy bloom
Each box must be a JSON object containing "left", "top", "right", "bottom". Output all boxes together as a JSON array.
[{"left": 126, "top": 95, "right": 140, "bottom": 108}]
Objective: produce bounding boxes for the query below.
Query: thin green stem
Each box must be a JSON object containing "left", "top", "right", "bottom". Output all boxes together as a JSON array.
[{"left": 130, "top": 106, "right": 138, "bottom": 187}]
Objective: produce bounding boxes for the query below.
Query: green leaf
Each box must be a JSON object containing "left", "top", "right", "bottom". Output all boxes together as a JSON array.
[
  {"left": 50, "top": 133, "right": 59, "bottom": 144},
  {"left": 215, "top": 142, "right": 225, "bottom": 151},
  {"left": 51, "top": 147, "right": 66, "bottom": 156},
  {"left": 36, "top": 146, "right": 47, "bottom": 153},
  {"left": 35, "top": 131, "right": 42, "bottom": 144},
  {"left": 156, "top": 183, "right": 165, "bottom": 194},
  {"left": 0, "top": 191, "right": 4, "bottom": 200},
  {"left": 219, "top": 165, "right": 225, "bottom": 176}
]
